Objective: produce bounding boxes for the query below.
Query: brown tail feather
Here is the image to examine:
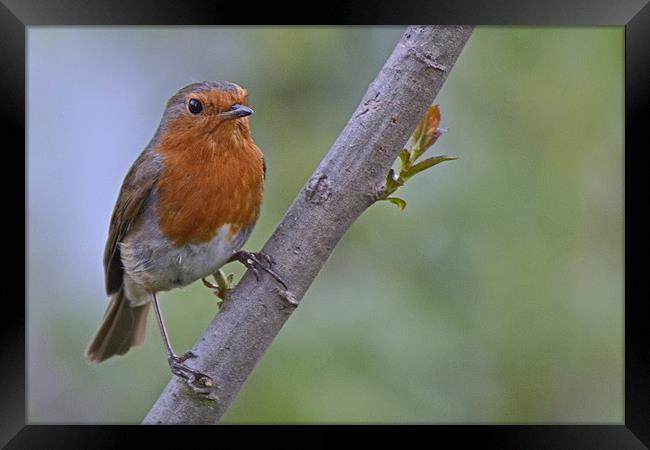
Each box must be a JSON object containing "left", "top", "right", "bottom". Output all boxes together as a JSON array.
[{"left": 85, "top": 288, "right": 151, "bottom": 363}]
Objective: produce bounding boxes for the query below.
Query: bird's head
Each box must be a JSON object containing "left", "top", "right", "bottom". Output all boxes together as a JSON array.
[{"left": 158, "top": 81, "right": 254, "bottom": 146}]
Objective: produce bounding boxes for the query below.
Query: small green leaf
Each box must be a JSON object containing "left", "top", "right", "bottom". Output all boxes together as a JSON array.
[
  {"left": 384, "top": 168, "right": 407, "bottom": 197},
  {"left": 399, "top": 149, "right": 411, "bottom": 168},
  {"left": 213, "top": 269, "right": 232, "bottom": 291},
  {"left": 384, "top": 169, "right": 397, "bottom": 195},
  {"left": 412, "top": 120, "right": 426, "bottom": 147},
  {"left": 420, "top": 105, "right": 441, "bottom": 150},
  {"left": 403, "top": 155, "right": 457, "bottom": 178},
  {"left": 386, "top": 197, "right": 407, "bottom": 211}
]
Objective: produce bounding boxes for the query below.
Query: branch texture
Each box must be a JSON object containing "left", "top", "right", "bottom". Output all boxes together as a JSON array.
[{"left": 143, "top": 25, "right": 474, "bottom": 424}]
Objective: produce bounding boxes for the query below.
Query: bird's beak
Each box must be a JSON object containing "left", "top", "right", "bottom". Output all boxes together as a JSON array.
[{"left": 219, "top": 104, "right": 254, "bottom": 119}]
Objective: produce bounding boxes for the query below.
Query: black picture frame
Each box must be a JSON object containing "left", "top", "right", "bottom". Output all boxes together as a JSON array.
[{"left": 6, "top": 0, "right": 648, "bottom": 447}]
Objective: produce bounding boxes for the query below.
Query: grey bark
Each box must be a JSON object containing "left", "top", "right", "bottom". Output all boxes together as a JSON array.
[{"left": 143, "top": 25, "right": 474, "bottom": 424}]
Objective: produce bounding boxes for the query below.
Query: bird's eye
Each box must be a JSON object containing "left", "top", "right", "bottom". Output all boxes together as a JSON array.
[{"left": 188, "top": 98, "right": 203, "bottom": 114}]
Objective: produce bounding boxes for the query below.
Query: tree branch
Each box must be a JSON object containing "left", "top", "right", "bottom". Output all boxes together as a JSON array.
[{"left": 143, "top": 25, "right": 474, "bottom": 425}]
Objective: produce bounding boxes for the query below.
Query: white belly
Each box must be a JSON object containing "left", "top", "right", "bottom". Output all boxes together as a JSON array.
[{"left": 119, "top": 201, "right": 252, "bottom": 304}]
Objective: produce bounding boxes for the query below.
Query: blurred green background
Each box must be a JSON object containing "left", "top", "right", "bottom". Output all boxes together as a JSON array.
[{"left": 27, "top": 26, "right": 623, "bottom": 423}]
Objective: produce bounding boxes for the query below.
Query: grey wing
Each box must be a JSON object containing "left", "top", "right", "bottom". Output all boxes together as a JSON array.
[{"left": 103, "top": 149, "right": 162, "bottom": 295}]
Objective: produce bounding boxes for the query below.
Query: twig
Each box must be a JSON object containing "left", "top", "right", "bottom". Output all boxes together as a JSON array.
[{"left": 143, "top": 25, "right": 474, "bottom": 425}]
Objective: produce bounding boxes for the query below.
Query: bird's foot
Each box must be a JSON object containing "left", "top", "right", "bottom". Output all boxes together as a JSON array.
[
  {"left": 229, "top": 251, "right": 288, "bottom": 290},
  {"left": 167, "top": 352, "right": 213, "bottom": 390},
  {"left": 177, "top": 350, "right": 197, "bottom": 363}
]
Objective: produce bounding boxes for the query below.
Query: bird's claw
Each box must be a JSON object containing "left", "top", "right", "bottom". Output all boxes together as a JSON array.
[
  {"left": 258, "top": 252, "right": 275, "bottom": 268},
  {"left": 231, "top": 251, "right": 288, "bottom": 290},
  {"left": 168, "top": 353, "right": 213, "bottom": 389},
  {"left": 177, "top": 350, "right": 197, "bottom": 363},
  {"left": 250, "top": 265, "right": 260, "bottom": 281}
]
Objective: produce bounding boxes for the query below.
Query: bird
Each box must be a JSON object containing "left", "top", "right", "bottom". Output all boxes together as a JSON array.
[{"left": 85, "top": 80, "right": 286, "bottom": 386}]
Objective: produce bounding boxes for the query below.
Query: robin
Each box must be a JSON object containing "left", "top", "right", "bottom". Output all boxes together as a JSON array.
[{"left": 85, "top": 81, "right": 285, "bottom": 386}]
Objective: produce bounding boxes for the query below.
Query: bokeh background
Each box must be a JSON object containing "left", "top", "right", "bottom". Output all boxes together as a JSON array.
[{"left": 27, "top": 26, "right": 623, "bottom": 423}]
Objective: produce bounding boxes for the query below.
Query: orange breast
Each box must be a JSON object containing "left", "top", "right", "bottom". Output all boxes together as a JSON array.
[{"left": 154, "top": 119, "right": 264, "bottom": 247}]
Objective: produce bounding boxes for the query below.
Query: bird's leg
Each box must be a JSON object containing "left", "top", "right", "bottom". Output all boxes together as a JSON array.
[
  {"left": 228, "top": 250, "right": 288, "bottom": 290},
  {"left": 150, "top": 292, "right": 213, "bottom": 388}
]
